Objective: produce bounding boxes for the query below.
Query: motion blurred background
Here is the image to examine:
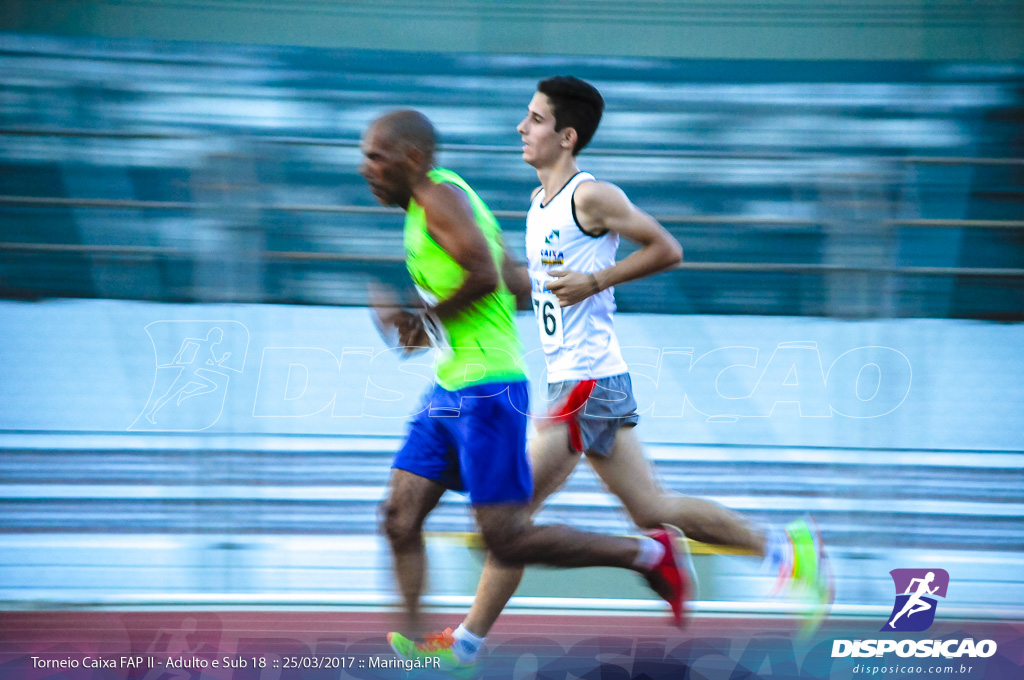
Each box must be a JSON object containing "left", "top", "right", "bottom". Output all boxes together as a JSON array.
[{"left": 1, "top": 1, "right": 1022, "bottom": 621}]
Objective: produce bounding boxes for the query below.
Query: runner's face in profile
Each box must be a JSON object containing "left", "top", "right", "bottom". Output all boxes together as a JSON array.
[
  {"left": 517, "top": 92, "right": 565, "bottom": 168},
  {"left": 359, "top": 124, "right": 412, "bottom": 208}
]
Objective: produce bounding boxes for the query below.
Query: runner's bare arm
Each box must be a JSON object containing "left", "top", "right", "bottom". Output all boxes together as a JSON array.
[
  {"left": 546, "top": 181, "right": 682, "bottom": 306},
  {"left": 495, "top": 186, "right": 540, "bottom": 310},
  {"left": 501, "top": 248, "right": 532, "bottom": 310},
  {"left": 394, "top": 183, "right": 499, "bottom": 348},
  {"left": 500, "top": 185, "right": 541, "bottom": 301},
  {"left": 420, "top": 181, "right": 500, "bottom": 321}
]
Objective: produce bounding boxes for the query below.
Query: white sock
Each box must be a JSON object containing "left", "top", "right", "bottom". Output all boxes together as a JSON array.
[
  {"left": 633, "top": 536, "right": 666, "bottom": 571},
  {"left": 451, "top": 623, "right": 484, "bottom": 664}
]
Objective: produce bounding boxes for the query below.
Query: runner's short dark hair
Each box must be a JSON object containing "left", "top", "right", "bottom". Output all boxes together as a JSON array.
[{"left": 537, "top": 76, "right": 604, "bottom": 155}]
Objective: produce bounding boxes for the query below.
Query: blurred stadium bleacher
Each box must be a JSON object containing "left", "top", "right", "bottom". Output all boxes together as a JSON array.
[{"left": 2, "top": 34, "right": 1022, "bottom": 318}]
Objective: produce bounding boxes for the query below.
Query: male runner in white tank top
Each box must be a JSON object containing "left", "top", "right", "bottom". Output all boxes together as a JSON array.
[{"left": 388, "top": 77, "right": 832, "bottom": 672}]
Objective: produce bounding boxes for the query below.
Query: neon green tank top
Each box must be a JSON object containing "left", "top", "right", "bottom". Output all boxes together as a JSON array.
[{"left": 405, "top": 167, "right": 526, "bottom": 391}]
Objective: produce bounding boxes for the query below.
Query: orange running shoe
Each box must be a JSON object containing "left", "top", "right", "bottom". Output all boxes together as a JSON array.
[{"left": 387, "top": 627, "right": 476, "bottom": 677}]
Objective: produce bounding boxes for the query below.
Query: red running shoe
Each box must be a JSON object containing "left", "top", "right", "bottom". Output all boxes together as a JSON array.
[{"left": 644, "top": 524, "right": 697, "bottom": 628}]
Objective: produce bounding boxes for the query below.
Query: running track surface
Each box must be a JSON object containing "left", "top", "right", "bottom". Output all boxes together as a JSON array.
[{"left": 1, "top": 611, "right": 1022, "bottom": 679}]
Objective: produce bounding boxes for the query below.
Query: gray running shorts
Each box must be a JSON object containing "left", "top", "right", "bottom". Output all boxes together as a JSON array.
[{"left": 546, "top": 372, "right": 639, "bottom": 457}]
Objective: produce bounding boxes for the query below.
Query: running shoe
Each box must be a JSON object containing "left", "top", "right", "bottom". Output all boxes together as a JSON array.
[
  {"left": 782, "top": 515, "right": 834, "bottom": 637},
  {"left": 387, "top": 628, "right": 477, "bottom": 677},
  {"left": 643, "top": 524, "right": 697, "bottom": 628}
]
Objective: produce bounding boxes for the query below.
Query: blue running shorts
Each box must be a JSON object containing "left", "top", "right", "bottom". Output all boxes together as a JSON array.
[{"left": 392, "top": 380, "right": 532, "bottom": 505}]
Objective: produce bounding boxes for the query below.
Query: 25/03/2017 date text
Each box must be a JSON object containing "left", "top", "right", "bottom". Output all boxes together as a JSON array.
[{"left": 278, "top": 656, "right": 442, "bottom": 671}]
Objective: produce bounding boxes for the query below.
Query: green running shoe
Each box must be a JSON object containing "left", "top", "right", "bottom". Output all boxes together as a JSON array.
[
  {"left": 387, "top": 628, "right": 477, "bottom": 678},
  {"left": 784, "top": 515, "right": 834, "bottom": 637}
]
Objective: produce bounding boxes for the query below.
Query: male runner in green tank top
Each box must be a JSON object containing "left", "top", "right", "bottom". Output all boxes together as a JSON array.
[{"left": 360, "top": 110, "right": 691, "bottom": 662}]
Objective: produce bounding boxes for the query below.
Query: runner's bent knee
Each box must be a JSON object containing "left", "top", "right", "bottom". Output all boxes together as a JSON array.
[
  {"left": 476, "top": 508, "right": 532, "bottom": 563},
  {"left": 623, "top": 495, "right": 667, "bottom": 530},
  {"left": 381, "top": 498, "right": 424, "bottom": 550}
]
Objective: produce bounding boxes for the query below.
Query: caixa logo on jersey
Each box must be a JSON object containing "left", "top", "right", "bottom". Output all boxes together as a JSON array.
[{"left": 884, "top": 568, "right": 950, "bottom": 632}]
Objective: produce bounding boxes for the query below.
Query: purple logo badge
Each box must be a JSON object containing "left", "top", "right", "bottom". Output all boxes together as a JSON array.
[{"left": 883, "top": 568, "right": 950, "bottom": 632}]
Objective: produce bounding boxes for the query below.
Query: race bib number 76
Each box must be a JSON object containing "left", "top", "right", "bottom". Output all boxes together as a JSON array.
[{"left": 531, "top": 291, "right": 564, "bottom": 348}]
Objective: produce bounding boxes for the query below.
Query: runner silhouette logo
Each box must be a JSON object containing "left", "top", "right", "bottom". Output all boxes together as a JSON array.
[
  {"left": 130, "top": 321, "right": 249, "bottom": 431},
  {"left": 883, "top": 568, "right": 950, "bottom": 632}
]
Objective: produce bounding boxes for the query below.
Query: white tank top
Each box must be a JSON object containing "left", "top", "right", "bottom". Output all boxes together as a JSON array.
[{"left": 525, "top": 171, "right": 629, "bottom": 382}]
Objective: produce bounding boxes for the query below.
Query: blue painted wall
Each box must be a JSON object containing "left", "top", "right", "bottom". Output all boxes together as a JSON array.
[{"left": 2, "top": 300, "right": 1021, "bottom": 452}]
